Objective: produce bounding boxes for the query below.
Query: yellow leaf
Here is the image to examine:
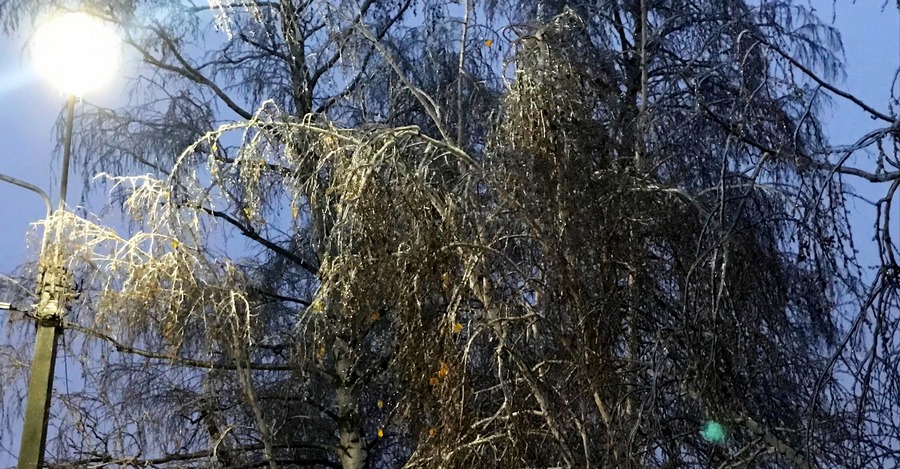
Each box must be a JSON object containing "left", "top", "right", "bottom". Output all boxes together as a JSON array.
[
  {"left": 485, "top": 39, "right": 493, "bottom": 47},
  {"left": 428, "top": 376, "right": 440, "bottom": 386},
  {"left": 291, "top": 204, "right": 299, "bottom": 218},
  {"left": 370, "top": 311, "right": 381, "bottom": 321},
  {"left": 437, "top": 360, "right": 450, "bottom": 378},
  {"left": 452, "top": 322, "right": 463, "bottom": 333},
  {"left": 377, "top": 400, "right": 384, "bottom": 409},
  {"left": 428, "top": 427, "right": 437, "bottom": 437},
  {"left": 171, "top": 240, "right": 179, "bottom": 249},
  {"left": 377, "top": 428, "right": 384, "bottom": 438},
  {"left": 441, "top": 272, "right": 451, "bottom": 291},
  {"left": 316, "top": 345, "right": 326, "bottom": 361}
]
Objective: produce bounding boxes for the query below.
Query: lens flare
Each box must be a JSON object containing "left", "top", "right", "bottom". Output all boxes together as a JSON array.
[
  {"left": 32, "top": 12, "right": 120, "bottom": 96},
  {"left": 701, "top": 420, "right": 727, "bottom": 444}
]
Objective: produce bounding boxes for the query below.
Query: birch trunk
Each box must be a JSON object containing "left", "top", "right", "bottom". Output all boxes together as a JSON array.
[{"left": 334, "top": 338, "right": 366, "bottom": 469}]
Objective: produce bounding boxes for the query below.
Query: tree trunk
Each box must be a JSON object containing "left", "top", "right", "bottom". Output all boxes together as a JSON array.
[{"left": 335, "top": 338, "right": 366, "bottom": 469}]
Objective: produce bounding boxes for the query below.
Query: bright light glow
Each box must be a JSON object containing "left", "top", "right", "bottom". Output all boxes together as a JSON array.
[{"left": 32, "top": 12, "right": 120, "bottom": 96}]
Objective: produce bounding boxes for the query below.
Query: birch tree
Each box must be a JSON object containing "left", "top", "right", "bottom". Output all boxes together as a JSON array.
[{"left": 0, "top": 0, "right": 895, "bottom": 468}]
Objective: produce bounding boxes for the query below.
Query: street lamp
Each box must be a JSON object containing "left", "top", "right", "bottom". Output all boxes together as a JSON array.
[
  {"left": 32, "top": 11, "right": 121, "bottom": 208},
  {"left": 0, "top": 11, "right": 120, "bottom": 469}
]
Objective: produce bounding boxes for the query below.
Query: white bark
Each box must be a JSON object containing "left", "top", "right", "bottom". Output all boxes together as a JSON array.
[{"left": 335, "top": 338, "right": 366, "bottom": 469}]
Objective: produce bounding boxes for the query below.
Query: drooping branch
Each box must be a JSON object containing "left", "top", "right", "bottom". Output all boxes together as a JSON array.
[
  {"left": 759, "top": 37, "right": 894, "bottom": 123},
  {"left": 192, "top": 204, "right": 320, "bottom": 275},
  {"left": 61, "top": 320, "right": 294, "bottom": 372},
  {"left": 118, "top": 20, "right": 254, "bottom": 121},
  {"left": 46, "top": 443, "right": 341, "bottom": 469}
]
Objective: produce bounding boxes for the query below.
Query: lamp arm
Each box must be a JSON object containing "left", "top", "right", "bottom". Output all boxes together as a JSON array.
[{"left": 0, "top": 172, "right": 52, "bottom": 218}]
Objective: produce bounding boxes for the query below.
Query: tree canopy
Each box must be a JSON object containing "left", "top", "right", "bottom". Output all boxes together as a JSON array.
[{"left": 1, "top": 1, "right": 899, "bottom": 468}]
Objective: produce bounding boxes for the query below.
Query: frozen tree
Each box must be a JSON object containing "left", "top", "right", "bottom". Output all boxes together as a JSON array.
[{"left": 0, "top": 0, "right": 895, "bottom": 468}]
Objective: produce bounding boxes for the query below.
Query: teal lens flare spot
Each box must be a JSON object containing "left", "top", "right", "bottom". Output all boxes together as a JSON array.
[{"left": 701, "top": 420, "right": 726, "bottom": 444}]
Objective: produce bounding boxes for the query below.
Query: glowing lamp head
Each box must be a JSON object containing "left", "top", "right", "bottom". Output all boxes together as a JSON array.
[{"left": 32, "top": 12, "right": 120, "bottom": 96}]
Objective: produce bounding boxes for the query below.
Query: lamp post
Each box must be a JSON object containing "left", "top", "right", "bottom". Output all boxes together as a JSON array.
[{"left": 0, "top": 12, "right": 120, "bottom": 469}]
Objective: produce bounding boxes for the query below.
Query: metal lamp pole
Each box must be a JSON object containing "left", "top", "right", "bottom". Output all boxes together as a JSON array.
[
  {"left": 58, "top": 94, "right": 76, "bottom": 211},
  {"left": 15, "top": 93, "right": 76, "bottom": 469},
  {"left": 0, "top": 11, "right": 120, "bottom": 468}
]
